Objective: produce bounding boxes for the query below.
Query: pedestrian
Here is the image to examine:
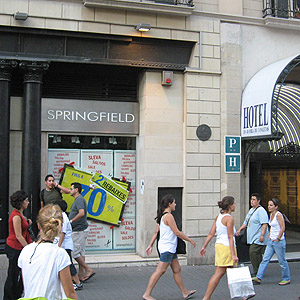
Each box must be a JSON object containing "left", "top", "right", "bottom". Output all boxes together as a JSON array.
[
  {"left": 142, "top": 194, "right": 196, "bottom": 300},
  {"left": 69, "top": 182, "right": 95, "bottom": 282},
  {"left": 236, "top": 193, "right": 269, "bottom": 277},
  {"left": 200, "top": 196, "right": 254, "bottom": 300},
  {"left": 54, "top": 200, "right": 83, "bottom": 291},
  {"left": 18, "top": 204, "right": 78, "bottom": 300},
  {"left": 40, "top": 174, "right": 70, "bottom": 208},
  {"left": 3, "top": 190, "right": 32, "bottom": 300},
  {"left": 252, "top": 198, "right": 290, "bottom": 285}
]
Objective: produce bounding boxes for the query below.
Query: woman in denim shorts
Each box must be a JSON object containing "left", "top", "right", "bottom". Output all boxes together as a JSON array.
[{"left": 142, "top": 194, "right": 196, "bottom": 300}]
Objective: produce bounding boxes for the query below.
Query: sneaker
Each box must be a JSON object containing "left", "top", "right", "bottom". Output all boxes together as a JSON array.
[{"left": 73, "top": 283, "right": 83, "bottom": 290}]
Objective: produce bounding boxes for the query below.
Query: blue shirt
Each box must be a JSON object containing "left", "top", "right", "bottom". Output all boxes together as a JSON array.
[{"left": 244, "top": 206, "right": 269, "bottom": 245}]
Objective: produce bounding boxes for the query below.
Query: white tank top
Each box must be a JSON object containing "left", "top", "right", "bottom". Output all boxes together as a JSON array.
[
  {"left": 158, "top": 214, "right": 177, "bottom": 254},
  {"left": 269, "top": 211, "right": 285, "bottom": 240},
  {"left": 215, "top": 213, "right": 236, "bottom": 247}
]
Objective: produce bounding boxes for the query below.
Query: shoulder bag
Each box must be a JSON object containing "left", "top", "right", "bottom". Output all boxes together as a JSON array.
[{"left": 238, "top": 207, "right": 259, "bottom": 245}]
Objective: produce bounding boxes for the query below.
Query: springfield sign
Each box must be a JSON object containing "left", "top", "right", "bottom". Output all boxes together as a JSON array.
[
  {"left": 60, "top": 165, "right": 130, "bottom": 226},
  {"left": 42, "top": 98, "right": 139, "bottom": 134}
]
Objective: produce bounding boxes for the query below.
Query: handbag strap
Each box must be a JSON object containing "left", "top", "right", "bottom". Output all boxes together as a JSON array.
[{"left": 246, "top": 206, "right": 259, "bottom": 226}]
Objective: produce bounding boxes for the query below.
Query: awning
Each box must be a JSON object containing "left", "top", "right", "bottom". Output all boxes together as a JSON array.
[{"left": 241, "top": 54, "right": 299, "bottom": 139}]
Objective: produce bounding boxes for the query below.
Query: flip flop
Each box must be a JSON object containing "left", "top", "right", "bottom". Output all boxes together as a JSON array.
[
  {"left": 184, "top": 290, "right": 196, "bottom": 300},
  {"left": 82, "top": 272, "right": 96, "bottom": 282},
  {"left": 278, "top": 280, "right": 290, "bottom": 285}
]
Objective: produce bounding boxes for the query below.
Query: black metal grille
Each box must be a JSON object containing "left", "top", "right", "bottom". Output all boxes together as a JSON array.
[
  {"left": 11, "top": 62, "right": 138, "bottom": 102},
  {"left": 263, "top": 0, "right": 300, "bottom": 18}
]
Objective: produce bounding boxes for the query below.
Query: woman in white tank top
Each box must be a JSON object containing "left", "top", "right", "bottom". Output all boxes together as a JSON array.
[
  {"left": 200, "top": 196, "right": 249, "bottom": 300},
  {"left": 253, "top": 198, "right": 290, "bottom": 286},
  {"left": 142, "top": 194, "right": 196, "bottom": 300}
]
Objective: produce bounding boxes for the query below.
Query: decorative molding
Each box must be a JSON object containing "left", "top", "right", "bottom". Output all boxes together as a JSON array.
[
  {"left": 19, "top": 61, "right": 50, "bottom": 83},
  {"left": 83, "top": 0, "right": 194, "bottom": 16},
  {"left": 0, "top": 59, "right": 17, "bottom": 81}
]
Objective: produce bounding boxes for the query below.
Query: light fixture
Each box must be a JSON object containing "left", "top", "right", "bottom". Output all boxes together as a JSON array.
[
  {"left": 109, "top": 137, "right": 117, "bottom": 145},
  {"left": 13, "top": 12, "right": 28, "bottom": 21},
  {"left": 135, "top": 23, "right": 151, "bottom": 32},
  {"left": 71, "top": 136, "right": 80, "bottom": 144},
  {"left": 91, "top": 137, "right": 100, "bottom": 145}
]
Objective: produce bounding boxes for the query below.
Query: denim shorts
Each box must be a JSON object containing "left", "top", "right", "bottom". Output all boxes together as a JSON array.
[{"left": 160, "top": 252, "right": 178, "bottom": 263}]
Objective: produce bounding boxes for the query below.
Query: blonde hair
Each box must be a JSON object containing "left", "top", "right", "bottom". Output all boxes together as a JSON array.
[{"left": 37, "top": 204, "right": 63, "bottom": 240}]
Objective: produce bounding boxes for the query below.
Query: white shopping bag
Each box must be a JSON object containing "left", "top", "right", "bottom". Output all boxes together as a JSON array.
[{"left": 227, "top": 266, "right": 255, "bottom": 299}]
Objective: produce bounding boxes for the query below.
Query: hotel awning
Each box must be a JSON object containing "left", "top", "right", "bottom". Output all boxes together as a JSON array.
[{"left": 241, "top": 54, "right": 299, "bottom": 139}]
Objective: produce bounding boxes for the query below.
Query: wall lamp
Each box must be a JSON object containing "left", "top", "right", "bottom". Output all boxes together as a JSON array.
[
  {"left": 13, "top": 12, "right": 28, "bottom": 21},
  {"left": 135, "top": 23, "right": 151, "bottom": 32}
]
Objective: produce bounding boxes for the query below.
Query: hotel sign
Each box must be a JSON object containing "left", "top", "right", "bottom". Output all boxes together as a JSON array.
[{"left": 42, "top": 98, "right": 139, "bottom": 134}]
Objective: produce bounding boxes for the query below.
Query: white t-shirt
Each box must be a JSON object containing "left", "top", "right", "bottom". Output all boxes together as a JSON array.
[
  {"left": 18, "top": 242, "right": 71, "bottom": 300},
  {"left": 53, "top": 212, "right": 74, "bottom": 251}
]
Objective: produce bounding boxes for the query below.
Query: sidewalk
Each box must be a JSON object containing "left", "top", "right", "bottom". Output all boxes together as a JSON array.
[{"left": 1, "top": 259, "right": 300, "bottom": 300}]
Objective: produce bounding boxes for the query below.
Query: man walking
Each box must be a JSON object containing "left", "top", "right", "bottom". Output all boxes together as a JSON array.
[
  {"left": 236, "top": 193, "right": 269, "bottom": 276},
  {"left": 40, "top": 174, "right": 69, "bottom": 207},
  {"left": 69, "top": 182, "right": 95, "bottom": 282}
]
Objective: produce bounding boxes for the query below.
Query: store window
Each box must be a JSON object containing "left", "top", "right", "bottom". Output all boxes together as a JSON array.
[{"left": 47, "top": 134, "right": 136, "bottom": 253}]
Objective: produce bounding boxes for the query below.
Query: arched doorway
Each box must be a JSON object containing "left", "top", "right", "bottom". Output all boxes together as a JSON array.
[{"left": 243, "top": 55, "right": 300, "bottom": 252}]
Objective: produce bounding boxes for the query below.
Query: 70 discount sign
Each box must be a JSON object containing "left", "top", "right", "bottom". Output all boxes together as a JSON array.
[{"left": 60, "top": 165, "right": 130, "bottom": 226}]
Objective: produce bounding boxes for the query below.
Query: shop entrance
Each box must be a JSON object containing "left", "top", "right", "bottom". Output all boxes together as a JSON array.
[
  {"left": 46, "top": 134, "right": 136, "bottom": 253},
  {"left": 250, "top": 154, "right": 300, "bottom": 252}
]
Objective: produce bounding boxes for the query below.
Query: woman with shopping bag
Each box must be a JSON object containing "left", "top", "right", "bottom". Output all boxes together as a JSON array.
[
  {"left": 252, "top": 198, "right": 290, "bottom": 286},
  {"left": 200, "top": 196, "right": 255, "bottom": 300}
]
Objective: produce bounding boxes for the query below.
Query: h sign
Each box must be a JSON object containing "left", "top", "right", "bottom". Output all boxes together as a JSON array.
[
  {"left": 225, "top": 136, "right": 241, "bottom": 154},
  {"left": 225, "top": 155, "right": 241, "bottom": 173}
]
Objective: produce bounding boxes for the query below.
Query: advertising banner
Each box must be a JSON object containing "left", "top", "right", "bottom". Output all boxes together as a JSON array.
[{"left": 60, "top": 165, "right": 130, "bottom": 226}]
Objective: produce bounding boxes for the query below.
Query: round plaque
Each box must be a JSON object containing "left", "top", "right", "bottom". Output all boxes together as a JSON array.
[{"left": 196, "top": 124, "right": 212, "bottom": 141}]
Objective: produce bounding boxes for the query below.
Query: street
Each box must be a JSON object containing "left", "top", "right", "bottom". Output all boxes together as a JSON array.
[{"left": 1, "top": 261, "right": 299, "bottom": 300}]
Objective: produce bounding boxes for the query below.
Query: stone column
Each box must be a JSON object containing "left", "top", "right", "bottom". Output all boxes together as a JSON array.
[
  {"left": 0, "top": 59, "right": 17, "bottom": 245},
  {"left": 20, "top": 61, "right": 49, "bottom": 229}
]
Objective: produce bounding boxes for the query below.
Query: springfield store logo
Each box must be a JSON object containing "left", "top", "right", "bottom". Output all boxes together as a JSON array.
[
  {"left": 47, "top": 110, "right": 135, "bottom": 123},
  {"left": 242, "top": 102, "right": 269, "bottom": 135}
]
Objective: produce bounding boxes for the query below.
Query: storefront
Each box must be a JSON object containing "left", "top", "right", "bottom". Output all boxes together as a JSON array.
[
  {"left": 42, "top": 98, "right": 138, "bottom": 252},
  {"left": 0, "top": 24, "right": 194, "bottom": 253}
]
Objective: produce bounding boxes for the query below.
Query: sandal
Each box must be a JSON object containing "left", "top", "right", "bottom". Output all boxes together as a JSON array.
[
  {"left": 252, "top": 277, "right": 261, "bottom": 285},
  {"left": 278, "top": 280, "right": 290, "bottom": 285}
]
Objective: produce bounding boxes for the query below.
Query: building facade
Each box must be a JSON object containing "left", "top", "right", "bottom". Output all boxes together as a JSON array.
[{"left": 1, "top": 0, "right": 300, "bottom": 263}]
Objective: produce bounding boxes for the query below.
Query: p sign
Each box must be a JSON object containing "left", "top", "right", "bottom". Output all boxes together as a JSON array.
[{"left": 225, "top": 136, "right": 241, "bottom": 154}]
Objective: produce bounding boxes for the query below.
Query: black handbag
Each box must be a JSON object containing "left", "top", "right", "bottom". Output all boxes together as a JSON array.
[
  {"left": 176, "top": 237, "right": 186, "bottom": 254},
  {"left": 239, "top": 227, "right": 248, "bottom": 245}
]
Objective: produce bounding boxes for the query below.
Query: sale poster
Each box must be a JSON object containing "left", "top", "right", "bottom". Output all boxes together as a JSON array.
[
  {"left": 60, "top": 165, "right": 130, "bottom": 225},
  {"left": 113, "top": 217, "right": 136, "bottom": 250},
  {"left": 114, "top": 150, "right": 136, "bottom": 182},
  {"left": 47, "top": 149, "right": 80, "bottom": 181},
  {"left": 81, "top": 150, "right": 113, "bottom": 175},
  {"left": 86, "top": 220, "right": 113, "bottom": 250}
]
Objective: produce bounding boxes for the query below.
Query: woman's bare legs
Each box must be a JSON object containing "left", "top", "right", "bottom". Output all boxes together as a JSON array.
[
  {"left": 170, "top": 258, "right": 196, "bottom": 298},
  {"left": 143, "top": 261, "right": 169, "bottom": 300},
  {"left": 202, "top": 266, "right": 227, "bottom": 300}
]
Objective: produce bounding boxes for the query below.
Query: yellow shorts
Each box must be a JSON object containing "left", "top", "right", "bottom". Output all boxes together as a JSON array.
[{"left": 215, "top": 243, "right": 237, "bottom": 267}]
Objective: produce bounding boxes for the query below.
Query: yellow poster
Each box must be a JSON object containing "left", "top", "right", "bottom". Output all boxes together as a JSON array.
[{"left": 60, "top": 165, "right": 130, "bottom": 226}]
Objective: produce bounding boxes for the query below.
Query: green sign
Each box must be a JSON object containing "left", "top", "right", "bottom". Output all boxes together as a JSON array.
[
  {"left": 225, "top": 155, "right": 241, "bottom": 173},
  {"left": 225, "top": 136, "right": 241, "bottom": 154}
]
